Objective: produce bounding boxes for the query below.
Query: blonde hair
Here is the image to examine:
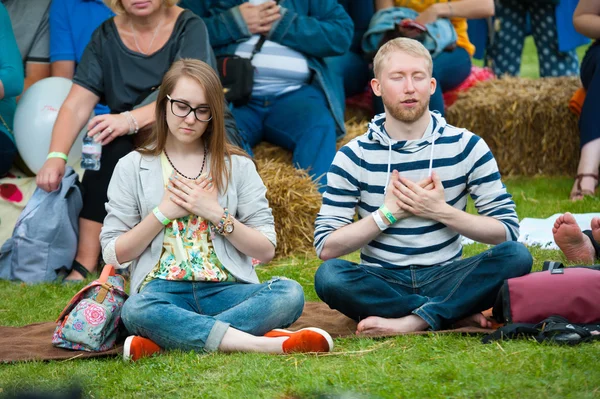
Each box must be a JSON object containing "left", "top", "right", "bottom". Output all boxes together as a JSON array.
[
  {"left": 138, "top": 59, "right": 249, "bottom": 193},
  {"left": 104, "top": 0, "right": 179, "bottom": 15},
  {"left": 373, "top": 38, "right": 433, "bottom": 78}
]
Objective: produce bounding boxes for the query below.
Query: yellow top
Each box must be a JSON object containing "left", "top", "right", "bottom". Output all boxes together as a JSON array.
[{"left": 393, "top": 0, "right": 475, "bottom": 56}]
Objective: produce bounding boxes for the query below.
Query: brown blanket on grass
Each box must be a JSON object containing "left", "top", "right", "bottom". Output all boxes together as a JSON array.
[{"left": 0, "top": 302, "right": 495, "bottom": 363}]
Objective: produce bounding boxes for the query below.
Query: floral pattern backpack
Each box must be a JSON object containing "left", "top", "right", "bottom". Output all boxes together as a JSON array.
[{"left": 52, "top": 265, "right": 128, "bottom": 352}]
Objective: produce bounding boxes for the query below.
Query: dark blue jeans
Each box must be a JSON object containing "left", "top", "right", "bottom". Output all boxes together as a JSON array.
[
  {"left": 121, "top": 277, "right": 305, "bottom": 352},
  {"left": 430, "top": 46, "right": 472, "bottom": 115},
  {"left": 314, "top": 241, "right": 532, "bottom": 330},
  {"left": 326, "top": 51, "right": 371, "bottom": 98},
  {"left": 580, "top": 42, "right": 600, "bottom": 148},
  {"left": 232, "top": 85, "right": 337, "bottom": 192}
]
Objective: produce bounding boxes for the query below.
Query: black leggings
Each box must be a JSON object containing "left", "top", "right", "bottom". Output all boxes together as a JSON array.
[
  {"left": 0, "top": 133, "right": 17, "bottom": 176},
  {"left": 580, "top": 42, "right": 600, "bottom": 148},
  {"left": 80, "top": 135, "right": 134, "bottom": 223},
  {"left": 583, "top": 230, "right": 600, "bottom": 261}
]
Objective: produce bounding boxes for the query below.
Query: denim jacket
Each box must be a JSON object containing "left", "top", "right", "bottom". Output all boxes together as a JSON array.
[
  {"left": 363, "top": 8, "right": 457, "bottom": 59},
  {"left": 180, "top": 0, "right": 353, "bottom": 137},
  {"left": 100, "top": 151, "right": 276, "bottom": 295}
]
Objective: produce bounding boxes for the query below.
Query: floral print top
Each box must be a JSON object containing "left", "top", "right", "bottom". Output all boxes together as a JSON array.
[{"left": 143, "top": 153, "right": 234, "bottom": 287}]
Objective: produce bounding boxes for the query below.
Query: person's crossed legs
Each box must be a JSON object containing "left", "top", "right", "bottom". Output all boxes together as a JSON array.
[
  {"left": 552, "top": 212, "right": 600, "bottom": 263},
  {"left": 315, "top": 242, "right": 532, "bottom": 335}
]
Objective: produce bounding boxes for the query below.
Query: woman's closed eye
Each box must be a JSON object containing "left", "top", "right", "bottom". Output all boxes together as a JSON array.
[
  {"left": 196, "top": 107, "right": 211, "bottom": 117},
  {"left": 174, "top": 102, "right": 190, "bottom": 112}
]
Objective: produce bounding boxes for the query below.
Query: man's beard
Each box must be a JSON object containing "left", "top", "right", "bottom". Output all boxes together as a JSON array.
[{"left": 382, "top": 93, "right": 429, "bottom": 123}]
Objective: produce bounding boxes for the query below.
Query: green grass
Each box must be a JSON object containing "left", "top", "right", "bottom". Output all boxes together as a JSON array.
[
  {"left": 2, "top": 41, "right": 600, "bottom": 399},
  {"left": 1, "top": 179, "right": 599, "bottom": 399}
]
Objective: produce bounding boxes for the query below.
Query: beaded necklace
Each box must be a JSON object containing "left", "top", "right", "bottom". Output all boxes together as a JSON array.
[{"left": 164, "top": 142, "right": 208, "bottom": 180}]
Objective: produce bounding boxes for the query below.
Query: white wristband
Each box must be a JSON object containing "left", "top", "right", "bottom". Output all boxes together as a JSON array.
[
  {"left": 153, "top": 206, "right": 171, "bottom": 226},
  {"left": 372, "top": 210, "right": 388, "bottom": 231}
]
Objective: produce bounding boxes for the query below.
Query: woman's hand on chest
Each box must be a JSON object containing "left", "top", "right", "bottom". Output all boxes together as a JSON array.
[{"left": 166, "top": 173, "right": 224, "bottom": 224}]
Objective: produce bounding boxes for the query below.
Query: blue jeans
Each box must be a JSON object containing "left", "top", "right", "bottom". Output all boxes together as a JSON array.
[
  {"left": 326, "top": 51, "right": 371, "bottom": 98},
  {"left": 430, "top": 47, "right": 472, "bottom": 115},
  {"left": 121, "top": 277, "right": 305, "bottom": 352},
  {"left": 232, "top": 85, "right": 337, "bottom": 192},
  {"left": 373, "top": 47, "right": 471, "bottom": 116},
  {"left": 314, "top": 241, "right": 532, "bottom": 330}
]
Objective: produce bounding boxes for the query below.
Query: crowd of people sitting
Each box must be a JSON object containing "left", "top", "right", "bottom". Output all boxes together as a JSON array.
[{"left": 0, "top": 0, "right": 599, "bottom": 360}]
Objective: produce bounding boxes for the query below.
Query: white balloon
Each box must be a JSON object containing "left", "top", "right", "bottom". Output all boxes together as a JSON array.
[{"left": 13, "top": 77, "right": 94, "bottom": 174}]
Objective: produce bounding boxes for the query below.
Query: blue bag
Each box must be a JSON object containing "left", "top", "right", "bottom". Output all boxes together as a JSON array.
[
  {"left": 362, "top": 7, "right": 458, "bottom": 58},
  {"left": 0, "top": 167, "right": 82, "bottom": 283}
]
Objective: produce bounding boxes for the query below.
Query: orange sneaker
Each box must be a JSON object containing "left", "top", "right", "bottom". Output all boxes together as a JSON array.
[
  {"left": 264, "top": 327, "right": 334, "bottom": 353},
  {"left": 123, "top": 336, "right": 162, "bottom": 361}
]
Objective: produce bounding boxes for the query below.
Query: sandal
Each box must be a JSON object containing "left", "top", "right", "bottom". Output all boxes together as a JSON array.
[
  {"left": 537, "top": 316, "right": 600, "bottom": 345},
  {"left": 570, "top": 173, "right": 598, "bottom": 201},
  {"left": 60, "top": 260, "right": 91, "bottom": 284}
]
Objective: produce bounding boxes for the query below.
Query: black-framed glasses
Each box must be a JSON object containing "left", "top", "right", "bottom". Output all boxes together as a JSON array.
[{"left": 166, "top": 95, "right": 213, "bottom": 122}]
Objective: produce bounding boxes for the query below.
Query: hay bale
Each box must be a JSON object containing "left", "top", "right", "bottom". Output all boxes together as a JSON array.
[
  {"left": 446, "top": 76, "right": 581, "bottom": 176},
  {"left": 255, "top": 158, "right": 321, "bottom": 258},
  {"left": 337, "top": 118, "right": 369, "bottom": 149},
  {"left": 254, "top": 119, "right": 370, "bottom": 258},
  {"left": 253, "top": 142, "right": 293, "bottom": 164}
]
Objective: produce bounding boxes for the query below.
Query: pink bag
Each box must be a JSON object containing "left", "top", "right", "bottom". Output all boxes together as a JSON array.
[{"left": 493, "top": 262, "right": 600, "bottom": 324}]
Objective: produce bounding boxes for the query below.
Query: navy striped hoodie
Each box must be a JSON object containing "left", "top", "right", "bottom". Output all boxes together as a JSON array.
[{"left": 314, "top": 112, "right": 519, "bottom": 267}]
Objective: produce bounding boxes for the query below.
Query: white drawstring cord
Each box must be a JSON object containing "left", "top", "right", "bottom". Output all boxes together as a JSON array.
[
  {"left": 428, "top": 132, "right": 436, "bottom": 177},
  {"left": 383, "top": 137, "right": 392, "bottom": 194}
]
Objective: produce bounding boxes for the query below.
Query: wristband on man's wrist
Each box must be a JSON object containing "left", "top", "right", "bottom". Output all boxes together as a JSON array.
[
  {"left": 372, "top": 210, "right": 388, "bottom": 231},
  {"left": 379, "top": 204, "right": 398, "bottom": 225},
  {"left": 47, "top": 152, "right": 68, "bottom": 162},
  {"left": 153, "top": 206, "right": 171, "bottom": 226}
]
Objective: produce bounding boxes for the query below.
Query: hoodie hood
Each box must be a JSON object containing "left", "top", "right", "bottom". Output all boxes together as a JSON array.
[{"left": 367, "top": 112, "right": 446, "bottom": 193}]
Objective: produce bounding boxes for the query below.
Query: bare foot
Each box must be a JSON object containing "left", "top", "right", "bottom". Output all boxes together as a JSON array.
[
  {"left": 453, "top": 313, "right": 492, "bottom": 329},
  {"left": 552, "top": 212, "right": 595, "bottom": 263},
  {"left": 592, "top": 217, "right": 600, "bottom": 247},
  {"left": 356, "top": 315, "right": 429, "bottom": 336}
]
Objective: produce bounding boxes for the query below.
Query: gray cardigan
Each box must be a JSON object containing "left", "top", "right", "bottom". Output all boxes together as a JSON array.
[{"left": 100, "top": 151, "right": 276, "bottom": 295}]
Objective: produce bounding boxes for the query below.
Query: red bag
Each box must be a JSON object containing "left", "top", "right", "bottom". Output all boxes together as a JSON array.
[{"left": 493, "top": 262, "right": 600, "bottom": 324}]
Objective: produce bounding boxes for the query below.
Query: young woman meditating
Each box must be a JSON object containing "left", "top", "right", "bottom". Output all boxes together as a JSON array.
[{"left": 100, "top": 59, "right": 332, "bottom": 361}]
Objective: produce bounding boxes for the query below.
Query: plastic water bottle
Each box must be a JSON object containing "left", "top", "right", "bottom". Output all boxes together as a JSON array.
[{"left": 81, "top": 135, "right": 102, "bottom": 171}]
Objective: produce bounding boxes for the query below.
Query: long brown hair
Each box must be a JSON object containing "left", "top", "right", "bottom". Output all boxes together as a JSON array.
[{"left": 139, "top": 58, "right": 249, "bottom": 192}]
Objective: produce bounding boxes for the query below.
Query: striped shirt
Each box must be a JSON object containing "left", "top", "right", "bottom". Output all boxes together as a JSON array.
[
  {"left": 314, "top": 112, "right": 520, "bottom": 268},
  {"left": 235, "top": 34, "right": 310, "bottom": 97}
]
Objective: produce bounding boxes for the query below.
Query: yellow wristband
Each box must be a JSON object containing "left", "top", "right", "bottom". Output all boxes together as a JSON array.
[{"left": 47, "top": 152, "right": 68, "bottom": 162}]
